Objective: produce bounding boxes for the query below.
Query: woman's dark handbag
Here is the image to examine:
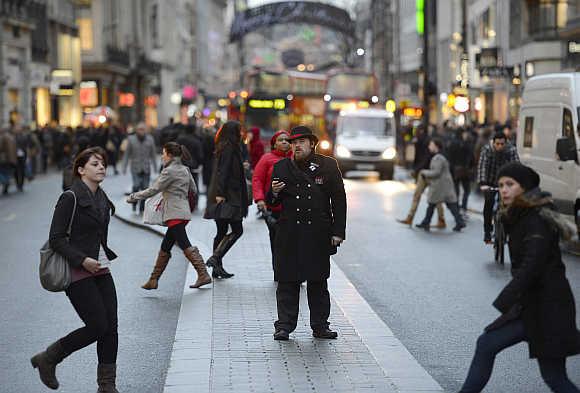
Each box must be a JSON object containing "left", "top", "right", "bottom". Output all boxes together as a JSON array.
[
  {"left": 39, "top": 190, "right": 76, "bottom": 292},
  {"left": 204, "top": 201, "right": 240, "bottom": 220}
]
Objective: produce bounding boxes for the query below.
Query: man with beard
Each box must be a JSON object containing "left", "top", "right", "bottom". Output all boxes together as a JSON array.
[{"left": 267, "top": 126, "right": 347, "bottom": 341}]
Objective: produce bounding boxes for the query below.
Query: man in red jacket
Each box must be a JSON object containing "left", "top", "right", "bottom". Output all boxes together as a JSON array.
[{"left": 252, "top": 130, "right": 291, "bottom": 273}]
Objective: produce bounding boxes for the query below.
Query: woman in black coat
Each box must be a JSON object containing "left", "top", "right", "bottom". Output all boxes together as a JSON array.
[
  {"left": 459, "top": 162, "right": 580, "bottom": 393},
  {"left": 31, "top": 147, "right": 120, "bottom": 392},
  {"left": 203, "top": 121, "right": 249, "bottom": 278}
]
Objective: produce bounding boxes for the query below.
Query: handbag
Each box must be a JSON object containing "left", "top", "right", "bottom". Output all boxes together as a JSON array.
[
  {"left": 39, "top": 190, "right": 76, "bottom": 292},
  {"left": 143, "top": 193, "right": 165, "bottom": 226},
  {"left": 203, "top": 201, "right": 239, "bottom": 220}
]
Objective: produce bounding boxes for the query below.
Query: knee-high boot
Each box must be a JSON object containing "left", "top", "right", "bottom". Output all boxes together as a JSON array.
[
  {"left": 184, "top": 247, "right": 212, "bottom": 288},
  {"left": 97, "top": 363, "right": 119, "bottom": 393},
  {"left": 141, "top": 250, "right": 171, "bottom": 290},
  {"left": 206, "top": 233, "right": 240, "bottom": 278}
]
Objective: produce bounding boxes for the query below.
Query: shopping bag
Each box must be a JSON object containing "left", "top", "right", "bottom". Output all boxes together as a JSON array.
[{"left": 143, "top": 193, "right": 164, "bottom": 226}]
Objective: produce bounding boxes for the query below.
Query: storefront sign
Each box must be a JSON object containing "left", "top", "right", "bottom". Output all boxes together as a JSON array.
[
  {"left": 51, "top": 69, "right": 73, "bottom": 86},
  {"left": 476, "top": 48, "right": 512, "bottom": 78},
  {"left": 568, "top": 41, "right": 580, "bottom": 65},
  {"left": 144, "top": 95, "right": 159, "bottom": 108},
  {"left": 80, "top": 81, "right": 98, "bottom": 107},
  {"left": 119, "top": 93, "right": 135, "bottom": 107},
  {"left": 329, "top": 101, "right": 370, "bottom": 111},
  {"left": 402, "top": 107, "right": 423, "bottom": 118},
  {"left": 248, "top": 99, "right": 286, "bottom": 110}
]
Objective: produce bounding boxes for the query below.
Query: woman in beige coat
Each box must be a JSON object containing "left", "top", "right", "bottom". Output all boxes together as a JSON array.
[{"left": 127, "top": 142, "right": 211, "bottom": 289}]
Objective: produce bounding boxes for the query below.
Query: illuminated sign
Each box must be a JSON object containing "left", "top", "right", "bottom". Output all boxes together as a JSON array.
[
  {"left": 248, "top": 99, "right": 286, "bottom": 110},
  {"left": 385, "top": 99, "right": 396, "bottom": 113},
  {"left": 217, "top": 98, "right": 231, "bottom": 107},
  {"left": 329, "top": 101, "right": 370, "bottom": 111},
  {"left": 454, "top": 96, "right": 469, "bottom": 113},
  {"left": 403, "top": 107, "right": 423, "bottom": 118},
  {"left": 119, "top": 93, "right": 135, "bottom": 107},
  {"left": 144, "top": 95, "right": 159, "bottom": 107},
  {"left": 58, "top": 89, "right": 74, "bottom": 96},
  {"left": 416, "top": 0, "right": 424, "bottom": 35},
  {"left": 80, "top": 81, "right": 98, "bottom": 106}
]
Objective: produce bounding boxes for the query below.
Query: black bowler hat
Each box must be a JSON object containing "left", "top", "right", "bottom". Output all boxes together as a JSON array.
[{"left": 288, "top": 126, "right": 318, "bottom": 144}]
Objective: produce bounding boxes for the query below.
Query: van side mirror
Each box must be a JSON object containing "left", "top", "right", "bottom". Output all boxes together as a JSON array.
[{"left": 556, "top": 137, "right": 578, "bottom": 162}]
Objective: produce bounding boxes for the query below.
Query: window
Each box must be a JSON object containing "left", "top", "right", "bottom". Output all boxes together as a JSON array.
[
  {"left": 524, "top": 116, "right": 534, "bottom": 147},
  {"left": 151, "top": 4, "right": 159, "bottom": 48},
  {"left": 528, "top": 0, "right": 574, "bottom": 35},
  {"left": 563, "top": 108, "right": 574, "bottom": 138},
  {"left": 77, "top": 18, "right": 93, "bottom": 50}
]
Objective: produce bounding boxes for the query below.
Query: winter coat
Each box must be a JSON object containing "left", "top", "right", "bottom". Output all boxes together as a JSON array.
[
  {"left": 49, "top": 179, "right": 117, "bottom": 268},
  {"left": 447, "top": 136, "right": 475, "bottom": 180},
  {"left": 252, "top": 149, "right": 291, "bottom": 212},
  {"left": 420, "top": 153, "right": 457, "bottom": 204},
  {"left": 0, "top": 130, "right": 17, "bottom": 165},
  {"left": 206, "top": 143, "right": 249, "bottom": 221},
  {"left": 176, "top": 132, "right": 204, "bottom": 169},
  {"left": 249, "top": 129, "right": 265, "bottom": 169},
  {"left": 130, "top": 157, "right": 197, "bottom": 222},
  {"left": 492, "top": 190, "right": 580, "bottom": 359},
  {"left": 122, "top": 134, "right": 158, "bottom": 175},
  {"left": 266, "top": 154, "right": 347, "bottom": 282}
]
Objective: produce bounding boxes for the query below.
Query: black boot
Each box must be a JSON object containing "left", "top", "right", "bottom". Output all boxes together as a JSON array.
[
  {"left": 212, "top": 258, "right": 234, "bottom": 279},
  {"left": 97, "top": 363, "right": 120, "bottom": 393},
  {"left": 206, "top": 233, "right": 240, "bottom": 277},
  {"left": 31, "top": 340, "right": 68, "bottom": 390}
]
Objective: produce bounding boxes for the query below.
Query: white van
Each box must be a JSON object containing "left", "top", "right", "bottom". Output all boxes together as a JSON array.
[
  {"left": 333, "top": 108, "right": 397, "bottom": 180},
  {"left": 517, "top": 72, "right": 580, "bottom": 236}
]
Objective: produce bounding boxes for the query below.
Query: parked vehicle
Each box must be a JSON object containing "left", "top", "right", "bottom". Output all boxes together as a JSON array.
[
  {"left": 333, "top": 108, "right": 397, "bottom": 180},
  {"left": 517, "top": 72, "right": 580, "bottom": 238}
]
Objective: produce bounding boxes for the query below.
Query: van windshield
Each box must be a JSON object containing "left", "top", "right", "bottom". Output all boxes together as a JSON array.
[{"left": 340, "top": 116, "right": 393, "bottom": 136}]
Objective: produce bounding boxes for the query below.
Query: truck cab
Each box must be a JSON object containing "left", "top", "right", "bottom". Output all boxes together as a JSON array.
[
  {"left": 517, "top": 72, "right": 580, "bottom": 237},
  {"left": 333, "top": 108, "right": 397, "bottom": 180}
]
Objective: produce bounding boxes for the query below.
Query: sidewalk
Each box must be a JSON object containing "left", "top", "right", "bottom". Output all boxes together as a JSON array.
[{"left": 110, "top": 178, "right": 444, "bottom": 393}]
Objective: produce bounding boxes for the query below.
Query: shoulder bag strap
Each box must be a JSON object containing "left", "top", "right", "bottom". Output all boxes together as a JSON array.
[{"left": 64, "top": 190, "right": 77, "bottom": 236}]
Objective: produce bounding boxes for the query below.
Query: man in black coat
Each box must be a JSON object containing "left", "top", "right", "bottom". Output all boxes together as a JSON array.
[{"left": 267, "top": 126, "right": 347, "bottom": 341}]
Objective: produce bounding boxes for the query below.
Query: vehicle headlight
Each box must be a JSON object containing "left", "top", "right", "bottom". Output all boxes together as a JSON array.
[
  {"left": 335, "top": 145, "right": 351, "bottom": 158},
  {"left": 319, "top": 140, "right": 331, "bottom": 150},
  {"left": 382, "top": 147, "right": 396, "bottom": 160}
]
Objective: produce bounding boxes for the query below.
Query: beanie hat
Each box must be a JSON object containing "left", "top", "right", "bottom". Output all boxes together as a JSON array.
[
  {"left": 497, "top": 162, "right": 540, "bottom": 191},
  {"left": 270, "top": 129, "right": 289, "bottom": 148}
]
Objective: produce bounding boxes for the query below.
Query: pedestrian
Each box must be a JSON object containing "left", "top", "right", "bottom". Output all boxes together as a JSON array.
[
  {"left": 176, "top": 124, "right": 204, "bottom": 206},
  {"left": 122, "top": 122, "right": 158, "bottom": 214},
  {"left": 0, "top": 127, "right": 17, "bottom": 194},
  {"left": 252, "top": 130, "right": 292, "bottom": 273},
  {"left": 203, "top": 121, "right": 250, "bottom": 279},
  {"left": 201, "top": 127, "right": 216, "bottom": 193},
  {"left": 478, "top": 131, "right": 519, "bottom": 243},
  {"left": 31, "top": 147, "right": 121, "bottom": 392},
  {"left": 12, "top": 124, "right": 31, "bottom": 191},
  {"left": 267, "top": 125, "right": 347, "bottom": 341},
  {"left": 415, "top": 138, "right": 466, "bottom": 232},
  {"left": 126, "top": 142, "right": 211, "bottom": 290},
  {"left": 458, "top": 162, "right": 580, "bottom": 393},
  {"left": 448, "top": 128, "right": 475, "bottom": 212},
  {"left": 248, "top": 126, "right": 265, "bottom": 169}
]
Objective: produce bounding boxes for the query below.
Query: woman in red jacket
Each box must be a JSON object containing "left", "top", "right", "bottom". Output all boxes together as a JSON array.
[{"left": 252, "top": 130, "right": 291, "bottom": 272}]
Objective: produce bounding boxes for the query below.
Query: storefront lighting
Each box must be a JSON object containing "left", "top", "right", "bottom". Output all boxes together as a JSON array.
[
  {"left": 248, "top": 99, "right": 286, "bottom": 110},
  {"left": 323, "top": 94, "right": 332, "bottom": 102},
  {"left": 371, "top": 95, "right": 379, "bottom": 104},
  {"left": 306, "top": 64, "right": 315, "bottom": 71},
  {"left": 240, "top": 90, "right": 249, "bottom": 99},
  {"left": 228, "top": 91, "right": 237, "bottom": 99},
  {"left": 287, "top": 94, "right": 294, "bottom": 101},
  {"left": 170, "top": 92, "right": 181, "bottom": 104},
  {"left": 297, "top": 64, "right": 306, "bottom": 71},
  {"left": 474, "top": 97, "right": 483, "bottom": 111},
  {"left": 512, "top": 77, "right": 521, "bottom": 86},
  {"left": 356, "top": 48, "right": 365, "bottom": 56},
  {"left": 454, "top": 96, "right": 469, "bottom": 113},
  {"left": 187, "top": 105, "right": 197, "bottom": 117},
  {"left": 447, "top": 94, "right": 456, "bottom": 108},
  {"left": 385, "top": 99, "right": 396, "bottom": 113},
  {"left": 217, "top": 98, "right": 230, "bottom": 107},
  {"left": 98, "top": 115, "right": 107, "bottom": 124},
  {"left": 319, "top": 140, "right": 331, "bottom": 150},
  {"left": 525, "top": 62, "right": 535, "bottom": 78},
  {"left": 58, "top": 89, "right": 74, "bottom": 96},
  {"left": 80, "top": 81, "right": 97, "bottom": 89},
  {"left": 488, "top": 30, "right": 496, "bottom": 38},
  {"left": 439, "top": 93, "right": 448, "bottom": 103}
]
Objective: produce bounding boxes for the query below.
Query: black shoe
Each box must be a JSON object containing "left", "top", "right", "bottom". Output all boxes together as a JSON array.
[
  {"left": 415, "top": 222, "right": 430, "bottom": 232},
  {"left": 274, "top": 329, "right": 289, "bottom": 341},
  {"left": 484, "top": 233, "right": 492, "bottom": 244},
  {"left": 312, "top": 328, "right": 338, "bottom": 339},
  {"left": 453, "top": 222, "right": 466, "bottom": 232},
  {"left": 211, "top": 264, "right": 234, "bottom": 279}
]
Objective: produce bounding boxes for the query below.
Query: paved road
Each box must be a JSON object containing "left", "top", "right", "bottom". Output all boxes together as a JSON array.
[
  {"left": 333, "top": 171, "right": 580, "bottom": 393},
  {"left": 0, "top": 172, "right": 187, "bottom": 393}
]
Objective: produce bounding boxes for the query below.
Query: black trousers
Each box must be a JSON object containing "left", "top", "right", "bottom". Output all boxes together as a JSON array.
[
  {"left": 161, "top": 222, "right": 192, "bottom": 252},
  {"left": 265, "top": 211, "right": 280, "bottom": 270},
  {"left": 454, "top": 178, "right": 471, "bottom": 210},
  {"left": 483, "top": 190, "right": 497, "bottom": 236},
  {"left": 60, "top": 274, "right": 118, "bottom": 364},
  {"left": 213, "top": 219, "right": 243, "bottom": 251},
  {"left": 275, "top": 280, "right": 331, "bottom": 333},
  {"left": 14, "top": 157, "right": 26, "bottom": 190}
]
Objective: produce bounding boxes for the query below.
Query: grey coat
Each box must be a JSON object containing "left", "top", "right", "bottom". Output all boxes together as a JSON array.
[
  {"left": 129, "top": 157, "right": 196, "bottom": 221},
  {"left": 122, "top": 134, "right": 158, "bottom": 174},
  {"left": 421, "top": 153, "right": 457, "bottom": 204}
]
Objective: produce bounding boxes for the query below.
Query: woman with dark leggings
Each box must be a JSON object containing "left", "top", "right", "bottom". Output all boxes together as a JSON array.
[
  {"left": 204, "top": 121, "right": 249, "bottom": 278},
  {"left": 127, "top": 142, "right": 211, "bottom": 290},
  {"left": 459, "top": 162, "right": 580, "bottom": 393},
  {"left": 32, "top": 147, "right": 120, "bottom": 392}
]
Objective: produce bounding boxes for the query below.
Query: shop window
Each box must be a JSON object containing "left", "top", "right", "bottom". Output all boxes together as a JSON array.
[
  {"left": 77, "top": 18, "right": 93, "bottom": 51},
  {"left": 523, "top": 116, "right": 534, "bottom": 148}
]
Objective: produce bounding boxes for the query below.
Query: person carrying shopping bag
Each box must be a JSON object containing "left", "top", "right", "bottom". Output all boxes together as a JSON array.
[
  {"left": 126, "top": 142, "right": 211, "bottom": 290},
  {"left": 31, "top": 147, "right": 120, "bottom": 392}
]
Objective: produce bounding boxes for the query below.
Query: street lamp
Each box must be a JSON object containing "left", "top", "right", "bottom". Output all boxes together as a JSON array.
[{"left": 356, "top": 48, "right": 365, "bottom": 56}]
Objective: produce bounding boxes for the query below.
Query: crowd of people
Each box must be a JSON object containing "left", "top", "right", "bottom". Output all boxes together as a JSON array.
[{"left": 23, "top": 117, "right": 580, "bottom": 392}]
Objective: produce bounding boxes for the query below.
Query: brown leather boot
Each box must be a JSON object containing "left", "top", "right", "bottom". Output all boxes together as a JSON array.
[
  {"left": 433, "top": 219, "right": 447, "bottom": 229},
  {"left": 141, "top": 250, "right": 171, "bottom": 290},
  {"left": 31, "top": 340, "right": 68, "bottom": 390},
  {"left": 97, "top": 363, "right": 119, "bottom": 393},
  {"left": 396, "top": 216, "right": 413, "bottom": 225},
  {"left": 184, "top": 247, "right": 212, "bottom": 288}
]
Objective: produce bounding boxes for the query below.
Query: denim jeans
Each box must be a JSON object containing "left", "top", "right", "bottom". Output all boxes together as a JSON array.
[{"left": 460, "top": 319, "right": 579, "bottom": 393}]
